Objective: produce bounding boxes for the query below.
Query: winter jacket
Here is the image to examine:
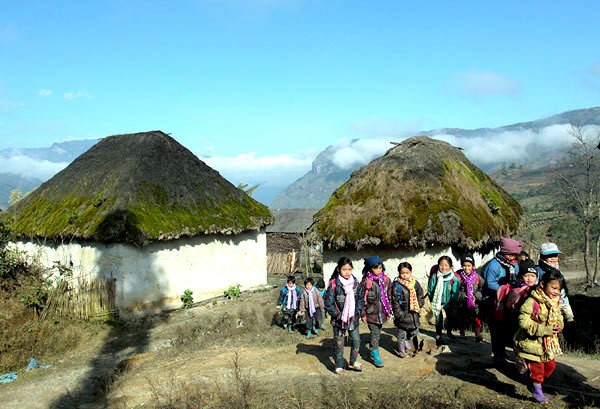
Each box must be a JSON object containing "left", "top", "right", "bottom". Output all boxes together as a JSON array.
[
  {"left": 277, "top": 286, "right": 301, "bottom": 311},
  {"left": 391, "top": 279, "right": 425, "bottom": 331},
  {"left": 482, "top": 258, "right": 520, "bottom": 299},
  {"left": 513, "top": 297, "right": 564, "bottom": 362},
  {"left": 427, "top": 270, "right": 460, "bottom": 308},
  {"left": 299, "top": 288, "right": 325, "bottom": 315},
  {"left": 324, "top": 275, "right": 364, "bottom": 328},
  {"left": 454, "top": 270, "right": 483, "bottom": 314},
  {"left": 535, "top": 266, "right": 575, "bottom": 322},
  {"left": 360, "top": 273, "right": 392, "bottom": 324}
]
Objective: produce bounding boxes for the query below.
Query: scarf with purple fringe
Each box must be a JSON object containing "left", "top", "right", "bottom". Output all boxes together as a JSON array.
[
  {"left": 459, "top": 269, "right": 478, "bottom": 310},
  {"left": 366, "top": 271, "right": 392, "bottom": 316}
]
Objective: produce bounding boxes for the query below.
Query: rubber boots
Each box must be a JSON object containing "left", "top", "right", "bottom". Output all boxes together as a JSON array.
[
  {"left": 397, "top": 341, "right": 409, "bottom": 358},
  {"left": 306, "top": 329, "right": 312, "bottom": 339},
  {"left": 313, "top": 326, "right": 319, "bottom": 335},
  {"left": 370, "top": 349, "right": 384, "bottom": 367},
  {"left": 532, "top": 382, "right": 549, "bottom": 403},
  {"left": 404, "top": 340, "right": 413, "bottom": 353}
]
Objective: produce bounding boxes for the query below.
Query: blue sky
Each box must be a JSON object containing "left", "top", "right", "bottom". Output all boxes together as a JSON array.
[{"left": 1, "top": 1, "right": 600, "bottom": 203}]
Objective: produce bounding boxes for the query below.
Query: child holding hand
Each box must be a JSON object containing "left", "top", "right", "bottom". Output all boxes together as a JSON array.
[
  {"left": 514, "top": 270, "right": 565, "bottom": 403},
  {"left": 299, "top": 277, "right": 325, "bottom": 339}
]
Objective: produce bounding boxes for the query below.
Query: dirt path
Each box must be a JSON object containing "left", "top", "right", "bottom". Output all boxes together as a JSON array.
[{"left": 1, "top": 290, "right": 599, "bottom": 408}]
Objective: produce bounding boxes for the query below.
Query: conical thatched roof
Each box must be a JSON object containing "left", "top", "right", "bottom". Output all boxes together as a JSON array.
[
  {"left": 7, "top": 131, "right": 273, "bottom": 246},
  {"left": 309, "top": 136, "right": 524, "bottom": 251}
]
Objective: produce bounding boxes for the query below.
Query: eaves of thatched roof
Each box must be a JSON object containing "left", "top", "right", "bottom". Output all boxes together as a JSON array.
[
  {"left": 309, "top": 136, "right": 524, "bottom": 252},
  {"left": 5, "top": 131, "right": 273, "bottom": 246}
]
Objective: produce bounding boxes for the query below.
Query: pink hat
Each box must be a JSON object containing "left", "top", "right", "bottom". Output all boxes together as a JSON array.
[{"left": 500, "top": 237, "right": 523, "bottom": 255}]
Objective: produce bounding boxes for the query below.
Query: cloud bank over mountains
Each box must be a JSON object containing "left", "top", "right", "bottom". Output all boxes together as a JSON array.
[{"left": 0, "top": 123, "right": 596, "bottom": 206}]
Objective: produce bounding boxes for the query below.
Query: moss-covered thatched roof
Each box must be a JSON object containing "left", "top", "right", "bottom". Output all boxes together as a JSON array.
[
  {"left": 7, "top": 131, "right": 273, "bottom": 246},
  {"left": 309, "top": 136, "right": 524, "bottom": 251}
]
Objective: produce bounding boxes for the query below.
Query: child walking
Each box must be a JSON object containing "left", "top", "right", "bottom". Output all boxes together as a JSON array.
[
  {"left": 299, "top": 277, "right": 325, "bottom": 339},
  {"left": 514, "top": 270, "right": 564, "bottom": 403},
  {"left": 391, "top": 262, "right": 425, "bottom": 358},
  {"left": 360, "top": 255, "right": 393, "bottom": 368},
  {"left": 316, "top": 277, "right": 328, "bottom": 329},
  {"left": 324, "top": 257, "right": 364, "bottom": 375},
  {"left": 454, "top": 254, "right": 483, "bottom": 342},
  {"left": 276, "top": 275, "right": 301, "bottom": 332},
  {"left": 427, "top": 255, "right": 460, "bottom": 345}
]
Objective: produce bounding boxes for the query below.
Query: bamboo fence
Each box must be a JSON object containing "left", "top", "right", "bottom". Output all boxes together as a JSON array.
[{"left": 41, "top": 276, "right": 118, "bottom": 321}]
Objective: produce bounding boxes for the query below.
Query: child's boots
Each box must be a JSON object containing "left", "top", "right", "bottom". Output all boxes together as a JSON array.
[
  {"left": 532, "top": 382, "right": 549, "bottom": 403},
  {"left": 370, "top": 349, "right": 385, "bottom": 367},
  {"left": 287, "top": 323, "right": 293, "bottom": 333},
  {"left": 312, "top": 326, "right": 319, "bottom": 335},
  {"left": 397, "top": 343, "right": 409, "bottom": 358},
  {"left": 306, "top": 329, "right": 312, "bottom": 339}
]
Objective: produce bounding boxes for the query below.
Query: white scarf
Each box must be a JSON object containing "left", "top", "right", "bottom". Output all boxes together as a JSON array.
[
  {"left": 286, "top": 284, "right": 297, "bottom": 310},
  {"left": 304, "top": 288, "right": 316, "bottom": 316},
  {"left": 431, "top": 270, "right": 453, "bottom": 318}
]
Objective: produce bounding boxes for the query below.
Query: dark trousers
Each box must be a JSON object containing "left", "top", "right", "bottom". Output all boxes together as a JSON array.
[
  {"left": 305, "top": 308, "right": 322, "bottom": 331},
  {"left": 333, "top": 325, "right": 360, "bottom": 369},
  {"left": 367, "top": 322, "right": 382, "bottom": 350}
]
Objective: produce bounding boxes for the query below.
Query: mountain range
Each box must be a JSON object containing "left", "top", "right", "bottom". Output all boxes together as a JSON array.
[
  {"left": 1, "top": 107, "right": 599, "bottom": 210},
  {"left": 270, "top": 107, "right": 600, "bottom": 209}
]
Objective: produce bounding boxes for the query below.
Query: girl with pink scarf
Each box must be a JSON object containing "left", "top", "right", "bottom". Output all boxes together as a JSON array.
[{"left": 323, "top": 257, "right": 364, "bottom": 375}]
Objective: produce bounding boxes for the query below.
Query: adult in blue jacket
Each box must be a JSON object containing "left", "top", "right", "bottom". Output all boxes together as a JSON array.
[{"left": 482, "top": 237, "right": 522, "bottom": 365}]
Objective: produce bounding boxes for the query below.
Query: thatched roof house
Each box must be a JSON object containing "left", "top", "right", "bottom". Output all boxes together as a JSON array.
[
  {"left": 10, "top": 131, "right": 272, "bottom": 245},
  {"left": 310, "top": 136, "right": 524, "bottom": 280},
  {"left": 7, "top": 131, "right": 273, "bottom": 315}
]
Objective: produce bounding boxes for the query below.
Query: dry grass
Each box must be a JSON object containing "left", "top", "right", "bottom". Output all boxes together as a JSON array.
[{"left": 0, "top": 251, "right": 108, "bottom": 372}]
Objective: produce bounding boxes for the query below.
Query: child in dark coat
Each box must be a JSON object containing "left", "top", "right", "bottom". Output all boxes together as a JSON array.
[
  {"left": 454, "top": 254, "right": 484, "bottom": 342},
  {"left": 276, "top": 275, "right": 301, "bottom": 332},
  {"left": 360, "top": 255, "right": 392, "bottom": 368},
  {"left": 299, "top": 277, "right": 325, "bottom": 339},
  {"left": 324, "top": 257, "right": 364, "bottom": 375},
  {"left": 391, "top": 262, "right": 425, "bottom": 357}
]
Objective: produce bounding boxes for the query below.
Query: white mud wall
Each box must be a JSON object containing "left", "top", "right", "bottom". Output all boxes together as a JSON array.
[{"left": 10, "top": 229, "right": 267, "bottom": 314}]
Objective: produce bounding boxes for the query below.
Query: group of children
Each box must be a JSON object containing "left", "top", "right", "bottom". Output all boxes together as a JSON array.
[{"left": 276, "top": 239, "right": 571, "bottom": 403}]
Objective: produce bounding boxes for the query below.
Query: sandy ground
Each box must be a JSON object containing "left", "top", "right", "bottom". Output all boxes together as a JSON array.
[{"left": 1, "top": 290, "right": 599, "bottom": 409}]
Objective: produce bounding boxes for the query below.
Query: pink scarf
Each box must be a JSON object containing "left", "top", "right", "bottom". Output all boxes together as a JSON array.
[
  {"left": 367, "top": 271, "right": 392, "bottom": 316},
  {"left": 459, "top": 269, "right": 477, "bottom": 310},
  {"left": 339, "top": 275, "right": 356, "bottom": 326}
]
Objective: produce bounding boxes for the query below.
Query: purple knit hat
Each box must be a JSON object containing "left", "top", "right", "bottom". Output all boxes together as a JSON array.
[{"left": 500, "top": 237, "right": 523, "bottom": 255}]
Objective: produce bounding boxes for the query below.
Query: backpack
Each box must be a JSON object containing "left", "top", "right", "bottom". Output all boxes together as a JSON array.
[
  {"left": 495, "top": 284, "right": 538, "bottom": 321},
  {"left": 493, "top": 283, "right": 513, "bottom": 321}
]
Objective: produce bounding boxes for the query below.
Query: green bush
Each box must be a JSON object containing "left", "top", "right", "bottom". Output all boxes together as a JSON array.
[
  {"left": 180, "top": 289, "right": 194, "bottom": 309},
  {"left": 224, "top": 284, "right": 241, "bottom": 300}
]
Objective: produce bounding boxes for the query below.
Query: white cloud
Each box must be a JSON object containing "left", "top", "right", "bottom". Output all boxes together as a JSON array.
[
  {"left": 325, "top": 123, "right": 591, "bottom": 171},
  {"left": 0, "top": 155, "right": 68, "bottom": 180},
  {"left": 203, "top": 151, "right": 314, "bottom": 187},
  {"left": 452, "top": 71, "right": 521, "bottom": 99},
  {"left": 38, "top": 89, "right": 52, "bottom": 97},
  {"left": 64, "top": 90, "right": 92, "bottom": 100},
  {"left": 432, "top": 124, "right": 594, "bottom": 165},
  {"left": 331, "top": 138, "right": 392, "bottom": 169}
]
